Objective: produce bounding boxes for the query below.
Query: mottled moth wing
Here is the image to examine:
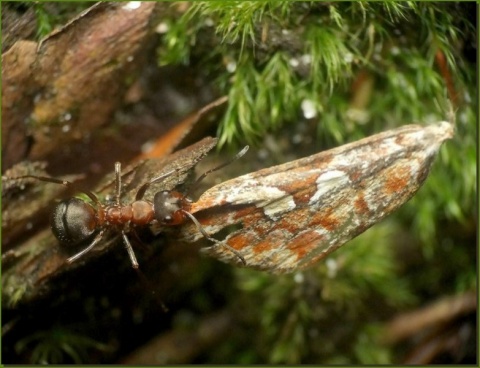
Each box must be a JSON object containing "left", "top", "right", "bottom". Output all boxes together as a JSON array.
[{"left": 182, "top": 122, "right": 454, "bottom": 274}]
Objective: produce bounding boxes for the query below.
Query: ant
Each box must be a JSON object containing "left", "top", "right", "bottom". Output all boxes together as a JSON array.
[{"left": 15, "top": 145, "right": 249, "bottom": 269}]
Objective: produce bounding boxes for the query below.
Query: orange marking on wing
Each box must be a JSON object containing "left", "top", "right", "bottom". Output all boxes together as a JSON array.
[
  {"left": 250, "top": 242, "right": 271, "bottom": 255},
  {"left": 276, "top": 174, "right": 317, "bottom": 196},
  {"left": 354, "top": 193, "right": 370, "bottom": 216},
  {"left": 227, "top": 231, "right": 256, "bottom": 251},
  {"left": 287, "top": 230, "right": 323, "bottom": 259},
  {"left": 232, "top": 206, "right": 257, "bottom": 221},
  {"left": 271, "top": 207, "right": 309, "bottom": 234},
  {"left": 308, "top": 206, "right": 340, "bottom": 232},
  {"left": 383, "top": 164, "right": 410, "bottom": 195}
]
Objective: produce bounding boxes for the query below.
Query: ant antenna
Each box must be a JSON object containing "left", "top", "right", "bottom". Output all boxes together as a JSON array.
[
  {"left": 184, "top": 145, "right": 249, "bottom": 198},
  {"left": 135, "top": 169, "right": 178, "bottom": 201},
  {"left": 181, "top": 210, "right": 247, "bottom": 265},
  {"left": 134, "top": 268, "right": 169, "bottom": 312},
  {"left": 13, "top": 175, "right": 100, "bottom": 205}
]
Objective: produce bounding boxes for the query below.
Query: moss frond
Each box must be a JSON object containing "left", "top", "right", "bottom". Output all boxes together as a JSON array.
[
  {"left": 34, "top": 3, "right": 53, "bottom": 39},
  {"left": 15, "top": 327, "right": 110, "bottom": 364}
]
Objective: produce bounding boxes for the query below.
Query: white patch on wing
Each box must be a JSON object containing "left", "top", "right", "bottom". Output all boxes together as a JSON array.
[
  {"left": 309, "top": 170, "right": 349, "bottom": 205},
  {"left": 223, "top": 181, "right": 295, "bottom": 220},
  {"left": 263, "top": 194, "right": 296, "bottom": 220},
  {"left": 225, "top": 181, "right": 285, "bottom": 205}
]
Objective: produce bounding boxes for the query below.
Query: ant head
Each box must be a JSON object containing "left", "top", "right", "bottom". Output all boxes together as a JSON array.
[
  {"left": 153, "top": 190, "right": 189, "bottom": 225},
  {"left": 51, "top": 198, "right": 98, "bottom": 247}
]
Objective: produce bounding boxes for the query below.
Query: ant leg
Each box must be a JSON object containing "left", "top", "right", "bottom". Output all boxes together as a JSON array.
[
  {"left": 130, "top": 227, "right": 150, "bottom": 253},
  {"left": 181, "top": 210, "right": 247, "bottom": 265},
  {"left": 134, "top": 268, "right": 169, "bottom": 312},
  {"left": 134, "top": 169, "right": 177, "bottom": 201},
  {"left": 67, "top": 229, "right": 106, "bottom": 264},
  {"left": 96, "top": 160, "right": 142, "bottom": 193},
  {"left": 114, "top": 162, "right": 122, "bottom": 206},
  {"left": 121, "top": 231, "right": 139, "bottom": 269},
  {"left": 125, "top": 228, "right": 168, "bottom": 311},
  {"left": 15, "top": 175, "right": 100, "bottom": 206},
  {"left": 184, "top": 145, "right": 249, "bottom": 198}
]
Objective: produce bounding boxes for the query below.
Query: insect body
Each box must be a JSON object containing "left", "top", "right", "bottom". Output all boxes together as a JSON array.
[{"left": 17, "top": 142, "right": 249, "bottom": 268}]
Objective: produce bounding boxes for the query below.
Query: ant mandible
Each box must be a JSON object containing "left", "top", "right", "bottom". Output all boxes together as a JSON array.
[{"left": 17, "top": 145, "right": 249, "bottom": 269}]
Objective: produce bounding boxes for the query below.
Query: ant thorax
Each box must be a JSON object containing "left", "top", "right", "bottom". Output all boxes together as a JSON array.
[{"left": 103, "top": 200, "right": 155, "bottom": 227}]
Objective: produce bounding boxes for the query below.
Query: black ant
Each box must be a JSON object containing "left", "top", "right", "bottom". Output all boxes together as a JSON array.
[{"left": 15, "top": 145, "right": 249, "bottom": 269}]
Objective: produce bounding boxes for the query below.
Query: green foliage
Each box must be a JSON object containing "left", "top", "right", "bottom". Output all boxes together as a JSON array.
[
  {"left": 33, "top": 3, "right": 53, "bottom": 39},
  {"left": 219, "top": 53, "right": 303, "bottom": 144},
  {"left": 353, "top": 325, "right": 392, "bottom": 364},
  {"left": 158, "top": 2, "right": 471, "bottom": 142},
  {"left": 157, "top": 17, "right": 193, "bottom": 66},
  {"left": 33, "top": 2, "right": 92, "bottom": 40},
  {"left": 15, "top": 327, "right": 110, "bottom": 364}
]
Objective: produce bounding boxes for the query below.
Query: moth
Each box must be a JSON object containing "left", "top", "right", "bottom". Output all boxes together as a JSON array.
[{"left": 181, "top": 122, "right": 454, "bottom": 274}]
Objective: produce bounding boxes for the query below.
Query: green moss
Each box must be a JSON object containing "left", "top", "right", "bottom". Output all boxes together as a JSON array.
[
  {"left": 33, "top": 2, "right": 92, "bottom": 40},
  {"left": 15, "top": 327, "right": 110, "bottom": 364}
]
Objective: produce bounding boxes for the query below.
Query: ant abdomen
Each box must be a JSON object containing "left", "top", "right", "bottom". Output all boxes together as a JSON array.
[{"left": 51, "top": 198, "right": 98, "bottom": 247}]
